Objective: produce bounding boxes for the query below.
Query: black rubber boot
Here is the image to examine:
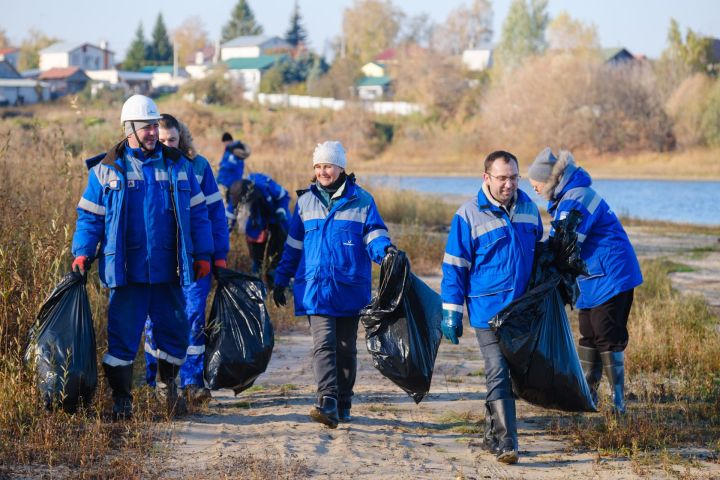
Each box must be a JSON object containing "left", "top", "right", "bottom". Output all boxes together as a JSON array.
[
  {"left": 488, "top": 399, "right": 519, "bottom": 464},
  {"left": 338, "top": 400, "right": 352, "bottom": 423},
  {"left": 309, "top": 395, "right": 339, "bottom": 428},
  {"left": 338, "top": 408, "right": 352, "bottom": 423},
  {"left": 103, "top": 363, "right": 133, "bottom": 421},
  {"left": 158, "top": 360, "right": 188, "bottom": 417},
  {"left": 481, "top": 402, "right": 499, "bottom": 453},
  {"left": 600, "top": 351, "right": 626, "bottom": 414},
  {"left": 578, "top": 345, "right": 603, "bottom": 406}
]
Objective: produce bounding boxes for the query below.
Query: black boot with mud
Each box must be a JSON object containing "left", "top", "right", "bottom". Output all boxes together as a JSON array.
[
  {"left": 489, "top": 399, "right": 519, "bottom": 464},
  {"left": 158, "top": 360, "right": 188, "bottom": 417},
  {"left": 481, "top": 402, "right": 499, "bottom": 453},
  {"left": 104, "top": 363, "right": 133, "bottom": 421},
  {"left": 310, "top": 395, "right": 339, "bottom": 428}
]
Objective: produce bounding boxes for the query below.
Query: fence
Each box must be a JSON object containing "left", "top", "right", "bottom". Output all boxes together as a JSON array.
[{"left": 242, "top": 91, "right": 424, "bottom": 116}]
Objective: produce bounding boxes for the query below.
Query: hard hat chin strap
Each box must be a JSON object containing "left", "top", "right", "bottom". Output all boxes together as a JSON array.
[{"left": 129, "top": 121, "right": 153, "bottom": 153}]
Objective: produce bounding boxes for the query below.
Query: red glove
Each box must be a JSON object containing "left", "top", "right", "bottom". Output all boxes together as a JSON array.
[
  {"left": 214, "top": 259, "right": 227, "bottom": 269},
  {"left": 194, "top": 260, "right": 211, "bottom": 279},
  {"left": 72, "top": 256, "right": 90, "bottom": 273}
]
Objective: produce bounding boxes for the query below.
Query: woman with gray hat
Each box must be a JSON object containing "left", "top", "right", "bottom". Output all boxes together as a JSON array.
[
  {"left": 527, "top": 148, "right": 643, "bottom": 414},
  {"left": 271, "top": 141, "right": 397, "bottom": 428}
]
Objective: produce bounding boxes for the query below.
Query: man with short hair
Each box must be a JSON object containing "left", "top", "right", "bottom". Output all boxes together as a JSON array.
[
  {"left": 71, "top": 95, "right": 214, "bottom": 419},
  {"left": 441, "top": 151, "right": 543, "bottom": 465}
]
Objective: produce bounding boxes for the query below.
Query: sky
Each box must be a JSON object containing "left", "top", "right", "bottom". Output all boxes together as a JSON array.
[{"left": 3, "top": 0, "right": 719, "bottom": 62}]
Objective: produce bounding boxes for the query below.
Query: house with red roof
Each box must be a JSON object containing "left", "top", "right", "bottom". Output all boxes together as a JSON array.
[{"left": 38, "top": 67, "right": 90, "bottom": 98}]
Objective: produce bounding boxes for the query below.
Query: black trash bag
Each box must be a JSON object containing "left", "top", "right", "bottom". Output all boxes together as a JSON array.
[
  {"left": 205, "top": 267, "right": 274, "bottom": 395},
  {"left": 489, "top": 274, "right": 596, "bottom": 412},
  {"left": 24, "top": 271, "right": 97, "bottom": 413},
  {"left": 490, "top": 211, "right": 596, "bottom": 412},
  {"left": 361, "top": 251, "right": 442, "bottom": 404}
]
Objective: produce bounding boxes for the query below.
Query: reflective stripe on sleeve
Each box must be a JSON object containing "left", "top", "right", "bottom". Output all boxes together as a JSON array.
[
  {"left": 226, "top": 210, "right": 236, "bottom": 219},
  {"left": 78, "top": 197, "right": 106, "bottom": 216},
  {"left": 442, "top": 303, "right": 464, "bottom": 313},
  {"left": 364, "top": 228, "right": 389, "bottom": 245},
  {"left": 177, "top": 171, "right": 188, "bottom": 181},
  {"left": 586, "top": 193, "right": 601, "bottom": 215},
  {"left": 577, "top": 232, "right": 587, "bottom": 244},
  {"left": 205, "top": 191, "right": 223, "bottom": 204},
  {"left": 443, "top": 252, "right": 471, "bottom": 268},
  {"left": 155, "top": 170, "right": 169, "bottom": 181},
  {"left": 286, "top": 235, "right": 304, "bottom": 250},
  {"left": 190, "top": 192, "right": 206, "bottom": 207}
]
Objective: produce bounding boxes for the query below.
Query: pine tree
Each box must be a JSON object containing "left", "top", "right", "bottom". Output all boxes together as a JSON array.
[
  {"left": 125, "top": 22, "right": 148, "bottom": 71},
  {"left": 221, "top": 0, "right": 264, "bottom": 43},
  {"left": 150, "top": 13, "right": 173, "bottom": 63},
  {"left": 285, "top": 0, "right": 308, "bottom": 48}
]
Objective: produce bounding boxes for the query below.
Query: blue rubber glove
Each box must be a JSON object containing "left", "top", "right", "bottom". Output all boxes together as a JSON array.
[{"left": 442, "top": 308, "right": 463, "bottom": 344}]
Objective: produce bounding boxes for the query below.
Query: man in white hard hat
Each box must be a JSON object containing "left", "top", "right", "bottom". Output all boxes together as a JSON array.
[{"left": 71, "top": 94, "right": 214, "bottom": 420}]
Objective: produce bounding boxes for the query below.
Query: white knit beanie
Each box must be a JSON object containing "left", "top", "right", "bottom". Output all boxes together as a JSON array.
[{"left": 312, "top": 141, "right": 346, "bottom": 169}]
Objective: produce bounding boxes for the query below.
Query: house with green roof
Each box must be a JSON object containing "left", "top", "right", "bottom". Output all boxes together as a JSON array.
[
  {"left": 357, "top": 61, "right": 392, "bottom": 100},
  {"left": 138, "top": 64, "right": 188, "bottom": 91},
  {"left": 224, "top": 55, "right": 286, "bottom": 94}
]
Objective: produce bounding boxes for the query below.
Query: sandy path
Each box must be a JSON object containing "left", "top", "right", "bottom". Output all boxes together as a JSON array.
[{"left": 163, "top": 227, "right": 720, "bottom": 479}]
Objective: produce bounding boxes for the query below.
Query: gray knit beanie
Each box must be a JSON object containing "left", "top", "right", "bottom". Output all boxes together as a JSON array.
[{"left": 528, "top": 147, "right": 558, "bottom": 182}]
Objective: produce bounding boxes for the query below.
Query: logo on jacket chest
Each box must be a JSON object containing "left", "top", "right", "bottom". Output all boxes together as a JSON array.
[{"left": 342, "top": 240, "right": 355, "bottom": 246}]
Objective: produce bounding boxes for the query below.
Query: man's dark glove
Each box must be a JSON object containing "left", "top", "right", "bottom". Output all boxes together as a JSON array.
[{"left": 273, "top": 285, "right": 287, "bottom": 308}]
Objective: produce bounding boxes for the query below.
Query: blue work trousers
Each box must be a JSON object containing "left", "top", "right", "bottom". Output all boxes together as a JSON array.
[
  {"left": 475, "top": 328, "right": 513, "bottom": 402},
  {"left": 102, "top": 283, "right": 188, "bottom": 368},
  {"left": 145, "top": 273, "right": 211, "bottom": 387}
]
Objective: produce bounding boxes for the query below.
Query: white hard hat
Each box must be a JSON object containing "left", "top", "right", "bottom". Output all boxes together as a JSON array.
[{"left": 120, "top": 94, "right": 162, "bottom": 124}]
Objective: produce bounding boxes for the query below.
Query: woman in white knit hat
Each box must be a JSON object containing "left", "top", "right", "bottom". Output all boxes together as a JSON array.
[{"left": 272, "top": 140, "right": 397, "bottom": 428}]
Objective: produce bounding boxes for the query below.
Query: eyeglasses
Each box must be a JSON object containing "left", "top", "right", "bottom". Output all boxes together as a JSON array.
[{"left": 485, "top": 173, "right": 521, "bottom": 183}]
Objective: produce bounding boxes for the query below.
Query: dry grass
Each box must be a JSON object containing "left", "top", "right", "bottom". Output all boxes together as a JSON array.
[
  {"left": 2, "top": 98, "right": 718, "bottom": 474},
  {"left": 551, "top": 259, "right": 720, "bottom": 459}
]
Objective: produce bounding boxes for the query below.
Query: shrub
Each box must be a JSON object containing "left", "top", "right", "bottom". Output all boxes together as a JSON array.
[
  {"left": 665, "top": 74, "right": 713, "bottom": 148},
  {"left": 701, "top": 77, "right": 720, "bottom": 147}
]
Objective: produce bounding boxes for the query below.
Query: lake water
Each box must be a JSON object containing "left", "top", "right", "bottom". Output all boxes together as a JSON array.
[{"left": 363, "top": 176, "right": 720, "bottom": 226}]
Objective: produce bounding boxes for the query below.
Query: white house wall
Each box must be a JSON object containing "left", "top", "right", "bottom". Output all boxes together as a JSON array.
[
  {"left": 226, "top": 69, "right": 261, "bottom": 93},
  {"left": 221, "top": 46, "right": 261, "bottom": 60},
  {"left": 40, "top": 52, "right": 69, "bottom": 71},
  {"left": 40, "top": 46, "right": 114, "bottom": 71}
]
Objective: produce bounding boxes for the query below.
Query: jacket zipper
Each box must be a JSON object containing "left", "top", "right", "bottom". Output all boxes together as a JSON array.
[{"left": 168, "top": 164, "right": 182, "bottom": 278}]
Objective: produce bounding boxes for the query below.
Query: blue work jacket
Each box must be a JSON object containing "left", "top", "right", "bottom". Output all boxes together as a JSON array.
[
  {"left": 441, "top": 187, "right": 543, "bottom": 328},
  {"left": 244, "top": 173, "right": 290, "bottom": 240},
  {"left": 274, "top": 178, "right": 392, "bottom": 317},
  {"left": 190, "top": 154, "right": 229, "bottom": 261},
  {"left": 547, "top": 165, "right": 643, "bottom": 309},
  {"left": 216, "top": 141, "right": 245, "bottom": 189},
  {"left": 72, "top": 141, "right": 213, "bottom": 288}
]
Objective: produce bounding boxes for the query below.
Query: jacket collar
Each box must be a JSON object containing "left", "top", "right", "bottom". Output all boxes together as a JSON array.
[
  {"left": 478, "top": 182, "right": 516, "bottom": 215},
  {"left": 88, "top": 140, "right": 184, "bottom": 173}
]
